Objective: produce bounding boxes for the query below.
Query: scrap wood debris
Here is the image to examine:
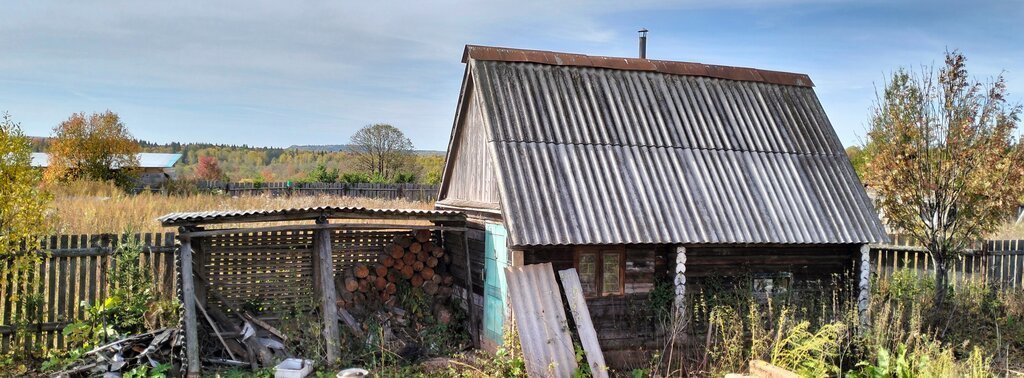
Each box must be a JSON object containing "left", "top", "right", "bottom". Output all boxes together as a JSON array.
[{"left": 54, "top": 328, "right": 177, "bottom": 377}]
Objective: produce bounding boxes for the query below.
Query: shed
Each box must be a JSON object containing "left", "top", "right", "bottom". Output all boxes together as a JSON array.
[
  {"left": 159, "top": 207, "right": 468, "bottom": 376},
  {"left": 435, "top": 45, "right": 888, "bottom": 364}
]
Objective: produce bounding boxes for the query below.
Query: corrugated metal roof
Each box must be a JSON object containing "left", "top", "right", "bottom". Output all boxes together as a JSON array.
[
  {"left": 505, "top": 263, "right": 577, "bottom": 377},
  {"left": 137, "top": 153, "right": 182, "bottom": 168},
  {"left": 30, "top": 152, "right": 181, "bottom": 168},
  {"left": 30, "top": 153, "right": 48, "bottom": 167},
  {"left": 463, "top": 51, "right": 888, "bottom": 246},
  {"left": 158, "top": 206, "right": 465, "bottom": 226}
]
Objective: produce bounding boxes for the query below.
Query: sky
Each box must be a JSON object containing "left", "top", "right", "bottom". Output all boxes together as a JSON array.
[{"left": 2, "top": 1, "right": 1022, "bottom": 151}]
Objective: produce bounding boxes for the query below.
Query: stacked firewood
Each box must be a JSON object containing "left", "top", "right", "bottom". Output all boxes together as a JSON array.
[{"left": 337, "top": 230, "right": 455, "bottom": 309}]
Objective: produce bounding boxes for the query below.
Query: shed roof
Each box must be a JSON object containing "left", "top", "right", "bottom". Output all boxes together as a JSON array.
[
  {"left": 440, "top": 45, "right": 888, "bottom": 246},
  {"left": 159, "top": 206, "right": 465, "bottom": 227}
]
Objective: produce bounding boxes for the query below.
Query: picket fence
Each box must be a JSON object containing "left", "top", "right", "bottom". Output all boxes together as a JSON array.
[
  {"left": 197, "top": 181, "right": 440, "bottom": 202},
  {"left": 0, "top": 233, "right": 177, "bottom": 353},
  {"left": 871, "top": 239, "right": 1024, "bottom": 289}
]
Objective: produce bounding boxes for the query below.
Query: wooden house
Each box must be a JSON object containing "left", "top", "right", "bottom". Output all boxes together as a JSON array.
[
  {"left": 435, "top": 45, "right": 888, "bottom": 365},
  {"left": 31, "top": 152, "right": 182, "bottom": 189}
]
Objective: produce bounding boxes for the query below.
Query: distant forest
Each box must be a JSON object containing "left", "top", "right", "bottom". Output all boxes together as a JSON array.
[{"left": 30, "top": 138, "right": 445, "bottom": 184}]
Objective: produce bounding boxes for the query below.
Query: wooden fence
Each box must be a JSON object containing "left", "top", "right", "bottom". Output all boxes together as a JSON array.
[
  {"left": 871, "top": 239, "right": 1024, "bottom": 289},
  {"left": 197, "top": 181, "right": 440, "bottom": 202},
  {"left": 3, "top": 230, "right": 1019, "bottom": 354},
  {"left": 0, "top": 233, "right": 177, "bottom": 353}
]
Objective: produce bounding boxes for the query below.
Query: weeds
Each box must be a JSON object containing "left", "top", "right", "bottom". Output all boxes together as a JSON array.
[{"left": 46, "top": 180, "right": 433, "bottom": 234}]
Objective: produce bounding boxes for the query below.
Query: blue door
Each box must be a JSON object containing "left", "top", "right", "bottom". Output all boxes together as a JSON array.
[{"left": 483, "top": 223, "right": 508, "bottom": 347}]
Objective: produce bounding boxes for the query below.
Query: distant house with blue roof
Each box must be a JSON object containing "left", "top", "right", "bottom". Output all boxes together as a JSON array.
[{"left": 31, "top": 152, "right": 182, "bottom": 189}]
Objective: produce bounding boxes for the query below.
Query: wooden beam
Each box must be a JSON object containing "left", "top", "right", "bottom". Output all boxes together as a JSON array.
[
  {"left": 195, "top": 293, "right": 237, "bottom": 361},
  {"left": 558, "top": 268, "right": 609, "bottom": 378},
  {"left": 179, "top": 235, "right": 201, "bottom": 376},
  {"left": 462, "top": 230, "right": 478, "bottom": 348},
  {"left": 312, "top": 220, "right": 341, "bottom": 366},
  {"left": 178, "top": 223, "right": 468, "bottom": 239}
]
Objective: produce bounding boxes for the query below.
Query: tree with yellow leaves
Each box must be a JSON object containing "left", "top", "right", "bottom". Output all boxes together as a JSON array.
[
  {"left": 45, "top": 111, "right": 141, "bottom": 190},
  {"left": 1, "top": 113, "right": 51, "bottom": 360},
  {"left": 866, "top": 51, "right": 1024, "bottom": 304},
  {"left": 0, "top": 112, "right": 49, "bottom": 258}
]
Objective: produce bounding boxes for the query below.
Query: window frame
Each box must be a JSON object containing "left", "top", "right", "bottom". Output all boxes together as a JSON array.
[{"left": 573, "top": 246, "right": 626, "bottom": 297}]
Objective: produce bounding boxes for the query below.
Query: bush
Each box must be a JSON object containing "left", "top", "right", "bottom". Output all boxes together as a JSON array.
[{"left": 306, "top": 164, "right": 339, "bottom": 183}]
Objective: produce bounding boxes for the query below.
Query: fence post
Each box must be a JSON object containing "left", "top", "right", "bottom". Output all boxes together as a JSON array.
[
  {"left": 178, "top": 233, "right": 200, "bottom": 377},
  {"left": 312, "top": 219, "right": 340, "bottom": 366}
]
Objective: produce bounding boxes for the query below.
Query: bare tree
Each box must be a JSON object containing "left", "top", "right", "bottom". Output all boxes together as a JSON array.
[
  {"left": 350, "top": 124, "right": 414, "bottom": 181},
  {"left": 866, "top": 51, "right": 1024, "bottom": 304}
]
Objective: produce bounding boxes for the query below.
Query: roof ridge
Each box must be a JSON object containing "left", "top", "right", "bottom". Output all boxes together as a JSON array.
[{"left": 463, "top": 45, "right": 814, "bottom": 88}]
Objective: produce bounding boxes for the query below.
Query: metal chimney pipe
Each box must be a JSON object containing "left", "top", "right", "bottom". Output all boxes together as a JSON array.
[{"left": 638, "top": 28, "right": 648, "bottom": 59}]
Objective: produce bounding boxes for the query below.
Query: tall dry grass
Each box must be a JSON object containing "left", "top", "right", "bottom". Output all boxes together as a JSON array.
[{"left": 45, "top": 181, "right": 433, "bottom": 234}]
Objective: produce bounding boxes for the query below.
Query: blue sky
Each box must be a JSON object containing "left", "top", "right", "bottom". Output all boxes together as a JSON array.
[{"left": 2, "top": 1, "right": 1021, "bottom": 150}]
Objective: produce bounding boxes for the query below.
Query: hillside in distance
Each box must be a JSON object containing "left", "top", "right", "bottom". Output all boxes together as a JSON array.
[
  {"left": 30, "top": 137, "right": 444, "bottom": 184},
  {"left": 289, "top": 144, "right": 444, "bottom": 155}
]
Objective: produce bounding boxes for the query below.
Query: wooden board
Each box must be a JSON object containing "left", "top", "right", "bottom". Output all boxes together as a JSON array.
[{"left": 557, "top": 268, "right": 608, "bottom": 378}]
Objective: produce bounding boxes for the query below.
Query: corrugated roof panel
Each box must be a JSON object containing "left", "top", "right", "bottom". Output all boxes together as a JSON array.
[
  {"left": 467, "top": 58, "right": 887, "bottom": 246},
  {"left": 137, "top": 153, "right": 182, "bottom": 168},
  {"left": 158, "top": 207, "right": 464, "bottom": 226},
  {"left": 505, "top": 263, "right": 577, "bottom": 377}
]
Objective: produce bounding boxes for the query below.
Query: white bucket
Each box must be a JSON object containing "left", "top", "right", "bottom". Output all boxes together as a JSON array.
[
  {"left": 274, "top": 358, "right": 314, "bottom": 378},
  {"left": 337, "top": 367, "right": 370, "bottom": 378}
]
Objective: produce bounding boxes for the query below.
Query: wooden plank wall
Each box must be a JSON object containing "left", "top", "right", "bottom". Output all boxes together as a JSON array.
[
  {"left": 444, "top": 227, "right": 486, "bottom": 344},
  {"left": 0, "top": 233, "right": 177, "bottom": 353},
  {"left": 196, "top": 181, "right": 440, "bottom": 202},
  {"left": 442, "top": 92, "right": 501, "bottom": 205},
  {"left": 871, "top": 240, "right": 1024, "bottom": 289}
]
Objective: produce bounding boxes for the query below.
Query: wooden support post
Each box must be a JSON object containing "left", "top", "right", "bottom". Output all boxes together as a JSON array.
[
  {"left": 313, "top": 219, "right": 341, "bottom": 366},
  {"left": 463, "top": 230, "right": 478, "bottom": 348},
  {"left": 179, "top": 234, "right": 201, "bottom": 376},
  {"left": 858, "top": 244, "right": 871, "bottom": 329},
  {"left": 674, "top": 246, "right": 686, "bottom": 318}
]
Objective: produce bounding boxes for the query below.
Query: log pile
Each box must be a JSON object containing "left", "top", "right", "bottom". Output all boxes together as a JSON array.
[{"left": 336, "top": 230, "right": 455, "bottom": 312}]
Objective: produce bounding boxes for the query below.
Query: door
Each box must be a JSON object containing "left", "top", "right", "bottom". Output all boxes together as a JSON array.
[{"left": 483, "top": 223, "right": 509, "bottom": 348}]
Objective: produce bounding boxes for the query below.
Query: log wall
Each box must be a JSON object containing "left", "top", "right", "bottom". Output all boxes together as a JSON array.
[
  {"left": 522, "top": 243, "right": 859, "bottom": 368},
  {"left": 524, "top": 245, "right": 671, "bottom": 353}
]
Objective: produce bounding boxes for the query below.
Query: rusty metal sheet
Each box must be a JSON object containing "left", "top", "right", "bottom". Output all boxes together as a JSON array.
[
  {"left": 505, "top": 263, "right": 577, "bottom": 377},
  {"left": 463, "top": 45, "right": 814, "bottom": 87}
]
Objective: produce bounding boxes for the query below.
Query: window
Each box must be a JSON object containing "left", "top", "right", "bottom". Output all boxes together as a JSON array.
[
  {"left": 574, "top": 247, "right": 624, "bottom": 297},
  {"left": 752, "top": 272, "right": 792, "bottom": 303}
]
